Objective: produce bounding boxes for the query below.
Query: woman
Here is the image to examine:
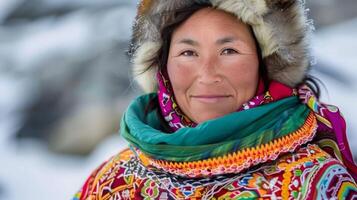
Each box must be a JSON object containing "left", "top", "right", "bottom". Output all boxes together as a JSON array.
[{"left": 74, "top": 1, "right": 357, "bottom": 199}]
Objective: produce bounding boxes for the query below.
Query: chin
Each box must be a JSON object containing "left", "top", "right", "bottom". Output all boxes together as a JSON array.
[{"left": 193, "top": 111, "right": 232, "bottom": 124}]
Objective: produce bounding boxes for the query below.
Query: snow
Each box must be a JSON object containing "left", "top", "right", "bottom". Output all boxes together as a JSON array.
[
  {"left": 0, "top": 6, "right": 135, "bottom": 71},
  {"left": 0, "top": 0, "right": 24, "bottom": 23},
  {"left": 0, "top": 2, "right": 135, "bottom": 199},
  {"left": 0, "top": 126, "right": 128, "bottom": 200}
]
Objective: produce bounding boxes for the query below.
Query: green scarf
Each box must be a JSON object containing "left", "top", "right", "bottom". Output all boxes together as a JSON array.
[{"left": 121, "top": 93, "right": 311, "bottom": 162}]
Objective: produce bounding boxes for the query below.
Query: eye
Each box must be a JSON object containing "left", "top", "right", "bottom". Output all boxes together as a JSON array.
[
  {"left": 221, "top": 48, "right": 239, "bottom": 55},
  {"left": 180, "top": 50, "right": 198, "bottom": 57}
]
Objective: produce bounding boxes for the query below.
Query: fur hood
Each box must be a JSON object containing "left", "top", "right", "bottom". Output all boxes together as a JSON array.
[{"left": 130, "top": 0, "right": 313, "bottom": 92}]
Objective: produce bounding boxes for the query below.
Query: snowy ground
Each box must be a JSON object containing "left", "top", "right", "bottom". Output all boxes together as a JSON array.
[
  {"left": 0, "top": 14, "right": 357, "bottom": 200},
  {"left": 0, "top": 126, "right": 128, "bottom": 200},
  {"left": 0, "top": 1, "right": 135, "bottom": 199}
]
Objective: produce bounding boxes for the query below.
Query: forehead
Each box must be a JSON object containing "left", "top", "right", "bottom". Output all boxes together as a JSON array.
[
  {"left": 172, "top": 8, "right": 251, "bottom": 38},
  {"left": 171, "top": 7, "right": 254, "bottom": 45}
]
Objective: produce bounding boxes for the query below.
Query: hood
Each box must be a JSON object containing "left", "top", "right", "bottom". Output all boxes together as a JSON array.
[{"left": 130, "top": 0, "right": 313, "bottom": 92}]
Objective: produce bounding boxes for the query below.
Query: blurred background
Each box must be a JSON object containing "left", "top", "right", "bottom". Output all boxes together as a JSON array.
[{"left": 0, "top": 0, "right": 356, "bottom": 199}]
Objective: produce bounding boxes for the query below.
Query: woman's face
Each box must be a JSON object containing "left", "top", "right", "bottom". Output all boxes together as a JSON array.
[{"left": 167, "top": 8, "right": 259, "bottom": 123}]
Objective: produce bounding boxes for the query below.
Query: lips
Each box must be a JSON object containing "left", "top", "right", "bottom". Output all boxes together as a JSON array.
[{"left": 191, "top": 94, "right": 232, "bottom": 103}]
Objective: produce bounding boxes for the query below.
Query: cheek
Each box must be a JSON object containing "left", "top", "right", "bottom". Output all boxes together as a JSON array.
[
  {"left": 167, "top": 60, "right": 197, "bottom": 117},
  {"left": 221, "top": 58, "right": 259, "bottom": 90},
  {"left": 167, "top": 60, "right": 196, "bottom": 93}
]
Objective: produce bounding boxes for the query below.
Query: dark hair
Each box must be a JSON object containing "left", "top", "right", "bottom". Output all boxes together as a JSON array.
[{"left": 302, "top": 74, "right": 323, "bottom": 99}]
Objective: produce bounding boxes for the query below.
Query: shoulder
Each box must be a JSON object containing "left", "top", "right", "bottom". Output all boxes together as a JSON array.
[
  {"left": 74, "top": 148, "right": 137, "bottom": 200},
  {"left": 272, "top": 144, "right": 357, "bottom": 199},
  {"left": 219, "top": 144, "right": 357, "bottom": 199}
]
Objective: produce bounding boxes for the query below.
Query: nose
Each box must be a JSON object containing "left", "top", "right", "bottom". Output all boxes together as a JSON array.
[{"left": 198, "top": 59, "right": 222, "bottom": 85}]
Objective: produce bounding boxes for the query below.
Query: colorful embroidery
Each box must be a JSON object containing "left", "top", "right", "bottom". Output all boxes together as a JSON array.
[
  {"left": 141, "top": 179, "right": 160, "bottom": 199},
  {"left": 136, "top": 111, "right": 317, "bottom": 178},
  {"left": 157, "top": 71, "right": 196, "bottom": 130},
  {"left": 75, "top": 145, "right": 357, "bottom": 200}
]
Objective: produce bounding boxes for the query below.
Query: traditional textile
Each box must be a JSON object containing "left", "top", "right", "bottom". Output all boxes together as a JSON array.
[
  {"left": 75, "top": 90, "right": 357, "bottom": 199},
  {"left": 122, "top": 93, "right": 312, "bottom": 163},
  {"left": 298, "top": 85, "right": 357, "bottom": 180},
  {"left": 156, "top": 71, "right": 196, "bottom": 130},
  {"left": 157, "top": 69, "right": 357, "bottom": 180},
  {"left": 134, "top": 111, "right": 316, "bottom": 178},
  {"left": 74, "top": 145, "right": 357, "bottom": 200}
]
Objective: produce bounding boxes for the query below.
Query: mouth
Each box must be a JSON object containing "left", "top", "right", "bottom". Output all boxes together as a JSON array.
[{"left": 190, "top": 95, "right": 232, "bottom": 103}]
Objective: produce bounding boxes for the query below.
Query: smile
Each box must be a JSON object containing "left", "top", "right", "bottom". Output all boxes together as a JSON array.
[{"left": 191, "top": 95, "right": 231, "bottom": 103}]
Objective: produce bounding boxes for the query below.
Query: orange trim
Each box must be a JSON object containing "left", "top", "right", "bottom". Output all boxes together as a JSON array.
[
  {"left": 278, "top": 145, "right": 329, "bottom": 200},
  {"left": 138, "top": 112, "right": 317, "bottom": 178},
  {"left": 89, "top": 149, "right": 131, "bottom": 198}
]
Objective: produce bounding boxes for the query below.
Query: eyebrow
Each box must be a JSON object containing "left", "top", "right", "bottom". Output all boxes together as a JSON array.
[
  {"left": 176, "top": 38, "right": 199, "bottom": 46},
  {"left": 176, "top": 36, "right": 240, "bottom": 46},
  {"left": 216, "top": 36, "right": 239, "bottom": 45}
]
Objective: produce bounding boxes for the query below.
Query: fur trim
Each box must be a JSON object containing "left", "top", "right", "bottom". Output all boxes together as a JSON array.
[
  {"left": 211, "top": 0, "right": 268, "bottom": 24},
  {"left": 132, "top": 41, "right": 161, "bottom": 92},
  {"left": 131, "top": 0, "right": 312, "bottom": 92}
]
